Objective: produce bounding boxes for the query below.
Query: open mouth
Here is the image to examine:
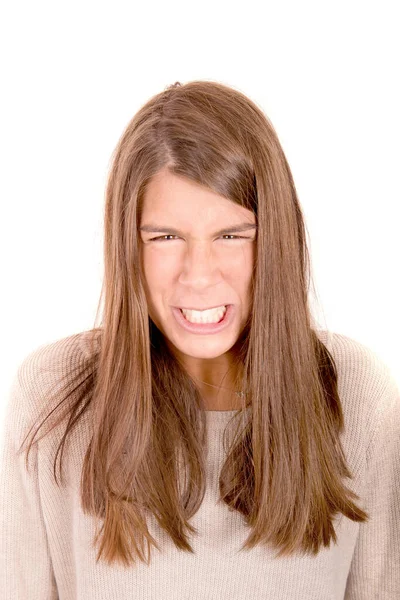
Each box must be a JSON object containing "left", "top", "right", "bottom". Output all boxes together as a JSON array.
[
  {"left": 179, "top": 305, "right": 228, "bottom": 324},
  {"left": 172, "top": 304, "right": 233, "bottom": 334}
]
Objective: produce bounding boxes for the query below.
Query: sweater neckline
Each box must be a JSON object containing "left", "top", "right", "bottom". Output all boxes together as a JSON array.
[{"left": 203, "top": 406, "right": 251, "bottom": 424}]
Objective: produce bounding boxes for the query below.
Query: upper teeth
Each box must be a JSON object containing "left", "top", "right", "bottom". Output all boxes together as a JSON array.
[{"left": 180, "top": 305, "right": 227, "bottom": 323}]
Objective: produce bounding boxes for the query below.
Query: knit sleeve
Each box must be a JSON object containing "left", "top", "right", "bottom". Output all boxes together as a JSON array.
[
  {"left": 344, "top": 368, "right": 400, "bottom": 599},
  {"left": 0, "top": 369, "right": 58, "bottom": 600}
]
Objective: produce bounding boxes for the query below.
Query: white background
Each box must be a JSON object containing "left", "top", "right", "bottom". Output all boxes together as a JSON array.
[{"left": 1, "top": 0, "right": 399, "bottom": 422}]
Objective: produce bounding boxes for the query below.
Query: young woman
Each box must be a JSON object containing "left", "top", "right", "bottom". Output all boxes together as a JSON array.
[{"left": 1, "top": 80, "right": 399, "bottom": 599}]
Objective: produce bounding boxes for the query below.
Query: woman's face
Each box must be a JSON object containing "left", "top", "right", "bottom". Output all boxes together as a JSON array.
[{"left": 139, "top": 168, "right": 257, "bottom": 366}]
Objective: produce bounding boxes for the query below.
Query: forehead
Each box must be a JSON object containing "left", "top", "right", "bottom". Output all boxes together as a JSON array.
[{"left": 141, "top": 170, "right": 253, "bottom": 224}]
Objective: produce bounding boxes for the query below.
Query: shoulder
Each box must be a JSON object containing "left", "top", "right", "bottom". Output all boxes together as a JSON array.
[
  {"left": 315, "top": 328, "right": 400, "bottom": 457},
  {"left": 18, "top": 328, "right": 99, "bottom": 373},
  {"left": 15, "top": 328, "right": 98, "bottom": 391},
  {"left": 317, "top": 328, "right": 394, "bottom": 389},
  {"left": 319, "top": 329, "right": 397, "bottom": 405},
  {"left": 6, "top": 329, "right": 99, "bottom": 446}
]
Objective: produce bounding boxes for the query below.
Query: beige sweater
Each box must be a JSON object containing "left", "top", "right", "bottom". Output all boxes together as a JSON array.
[{"left": 1, "top": 329, "right": 399, "bottom": 599}]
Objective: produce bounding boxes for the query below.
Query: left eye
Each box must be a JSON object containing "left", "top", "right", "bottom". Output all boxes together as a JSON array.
[{"left": 149, "top": 235, "right": 247, "bottom": 242}]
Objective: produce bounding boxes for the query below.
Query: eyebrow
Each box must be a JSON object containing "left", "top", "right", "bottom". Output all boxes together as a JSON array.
[{"left": 139, "top": 222, "right": 257, "bottom": 236}]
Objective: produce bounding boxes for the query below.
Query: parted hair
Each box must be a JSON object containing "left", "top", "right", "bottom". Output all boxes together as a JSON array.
[{"left": 20, "top": 80, "right": 368, "bottom": 567}]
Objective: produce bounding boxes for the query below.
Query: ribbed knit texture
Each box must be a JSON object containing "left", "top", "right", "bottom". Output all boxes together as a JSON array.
[{"left": 1, "top": 329, "right": 399, "bottom": 599}]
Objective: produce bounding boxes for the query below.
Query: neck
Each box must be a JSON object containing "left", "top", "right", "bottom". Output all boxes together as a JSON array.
[{"left": 200, "top": 386, "right": 246, "bottom": 411}]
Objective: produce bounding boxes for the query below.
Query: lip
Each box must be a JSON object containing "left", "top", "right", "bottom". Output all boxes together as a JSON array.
[
  {"left": 174, "top": 304, "right": 230, "bottom": 311},
  {"left": 172, "top": 304, "right": 234, "bottom": 335}
]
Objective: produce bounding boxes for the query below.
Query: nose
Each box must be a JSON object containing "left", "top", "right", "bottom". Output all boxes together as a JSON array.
[{"left": 178, "top": 242, "right": 221, "bottom": 288}]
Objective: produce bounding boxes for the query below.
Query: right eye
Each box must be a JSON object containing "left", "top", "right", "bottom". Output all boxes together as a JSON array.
[{"left": 149, "top": 235, "right": 179, "bottom": 242}]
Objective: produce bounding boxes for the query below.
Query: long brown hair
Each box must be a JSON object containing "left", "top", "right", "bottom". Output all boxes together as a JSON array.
[{"left": 19, "top": 80, "right": 368, "bottom": 567}]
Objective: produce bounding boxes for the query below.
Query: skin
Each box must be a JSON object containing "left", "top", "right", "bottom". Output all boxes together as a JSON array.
[{"left": 139, "top": 167, "right": 257, "bottom": 410}]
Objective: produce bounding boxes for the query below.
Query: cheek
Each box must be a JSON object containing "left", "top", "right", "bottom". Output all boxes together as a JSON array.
[
  {"left": 228, "top": 245, "right": 255, "bottom": 271},
  {"left": 141, "top": 253, "right": 175, "bottom": 292}
]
